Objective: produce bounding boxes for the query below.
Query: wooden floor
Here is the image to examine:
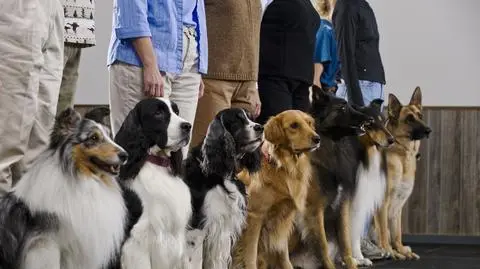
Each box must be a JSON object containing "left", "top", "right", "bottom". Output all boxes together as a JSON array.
[{"left": 402, "top": 107, "right": 480, "bottom": 236}]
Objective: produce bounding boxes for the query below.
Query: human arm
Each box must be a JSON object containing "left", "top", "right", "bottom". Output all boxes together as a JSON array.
[
  {"left": 115, "top": 0, "right": 163, "bottom": 96},
  {"left": 334, "top": 3, "right": 364, "bottom": 105},
  {"left": 132, "top": 38, "right": 164, "bottom": 97},
  {"left": 313, "top": 26, "right": 330, "bottom": 88},
  {"left": 313, "top": 63, "right": 324, "bottom": 88}
]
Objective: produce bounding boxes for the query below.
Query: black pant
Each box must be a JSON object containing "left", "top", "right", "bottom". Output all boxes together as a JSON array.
[{"left": 257, "top": 76, "right": 311, "bottom": 125}]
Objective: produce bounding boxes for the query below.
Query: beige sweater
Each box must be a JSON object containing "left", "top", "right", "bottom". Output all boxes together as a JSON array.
[{"left": 203, "top": 0, "right": 262, "bottom": 81}]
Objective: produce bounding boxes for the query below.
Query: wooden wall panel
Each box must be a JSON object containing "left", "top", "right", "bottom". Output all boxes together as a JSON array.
[
  {"left": 402, "top": 107, "right": 480, "bottom": 236},
  {"left": 75, "top": 105, "right": 480, "bottom": 236}
]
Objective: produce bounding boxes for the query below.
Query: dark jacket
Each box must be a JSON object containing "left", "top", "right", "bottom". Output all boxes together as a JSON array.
[
  {"left": 259, "top": 0, "right": 320, "bottom": 84},
  {"left": 333, "top": 0, "right": 385, "bottom": 105}
]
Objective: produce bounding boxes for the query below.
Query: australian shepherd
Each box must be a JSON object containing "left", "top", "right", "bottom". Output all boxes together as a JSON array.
[
  {"left": 114, "top": 98, "right": 192, "bottom": 269},
  {"left": 232, "top": 110, "right": 320, "bottom": 269},
  {"left": 374, "top": 87, "right": 431, "bottom": 260},
  {"left": 0, "top": 107, "right": 128, "bottom": 269}
]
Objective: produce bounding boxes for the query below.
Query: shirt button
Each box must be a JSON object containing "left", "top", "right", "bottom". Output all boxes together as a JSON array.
[{"left": 363, "top": 68, "right": 367, "bottom": 72}]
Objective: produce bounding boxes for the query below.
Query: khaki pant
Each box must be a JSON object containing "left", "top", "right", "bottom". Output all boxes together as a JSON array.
[
  {"left": 191, "top": 79, "right": 258, "bottom": 148},
  {"left": 0, "top": 0, "right": 64, "bottom": 193},
  {"left": 109, "top": 27, "right": 201, "bottom": 157},
  {"left": 57, "top": 45, "right": 82, "bottom": 115}
]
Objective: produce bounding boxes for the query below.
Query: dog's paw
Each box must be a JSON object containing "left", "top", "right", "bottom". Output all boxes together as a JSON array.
[
  {"left": 392, "top": 249, "right": 407, "bottom": 260},
  {"left": 342, "top": 256, "right": 358, "bottom": 269},
  {"left": 395, "top": 245, "right": 420, "bottom": 260},
  {"left": 354, "top": 257, "right": 373, "bottom": 267}
]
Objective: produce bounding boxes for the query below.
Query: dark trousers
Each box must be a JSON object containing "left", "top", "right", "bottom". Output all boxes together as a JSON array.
[{"left": 257, "top": 75, "right": 311, "bottom": 125}]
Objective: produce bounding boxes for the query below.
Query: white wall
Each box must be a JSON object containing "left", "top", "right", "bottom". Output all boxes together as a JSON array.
[
  {"left": 369, "top": 0, "right": 480, "bottom": 106},
  {"left": 75, "top": 0, "right": 113, "bottom": 105},
  {"left": 76, "top": 0, "right": 480, "bottom": 106}
]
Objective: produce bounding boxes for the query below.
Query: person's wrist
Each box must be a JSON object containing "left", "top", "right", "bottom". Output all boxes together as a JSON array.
[{"left": 143, "top": 61, "right": 158, "bottom": 70}]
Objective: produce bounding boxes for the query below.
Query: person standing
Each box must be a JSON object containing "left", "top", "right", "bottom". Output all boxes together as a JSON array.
[
  {"left": 108, "top": 0, "right": 208, "bottom": 156},
  {"left": 256, "top": 0, "right": 320, "bottom": 125},
  {"left": 0, "top": 0, "right": 64, "bottom": 193},
  {"left": 56, "top": 0, "right": 96, "bottom": 114},
  {"left": 190, "top": 0, "right": 262, "bottom": 147},
  {"left": 313, "top": 0, "right": 340, "bottom": 94},
  {"left": 333, "top": 0, "right": 387, "bottom": 260},
  {"left": 333, "top": 0, "right": 386, "bottom": 106}
]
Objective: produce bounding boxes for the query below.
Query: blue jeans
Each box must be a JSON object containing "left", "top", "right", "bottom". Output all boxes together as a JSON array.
[{"left": 336, "top": 80, "right": 385, "bottom": 106}]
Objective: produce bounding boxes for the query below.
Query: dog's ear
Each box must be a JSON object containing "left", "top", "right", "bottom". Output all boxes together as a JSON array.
[
  {"left": 170, "top": 149, "right": 184, "bottom": 177},
  {"left": 115, "top": 107, "right": 149, "bottom": 181},
  {"left": 388, "top": 94, "right": 402, "bottom": 121},
  {"left": 311, "top": 85, "right": 330, "bottom": 105},
  {"left": 369, "top": 98, "right": 384, "bottom": 113},
  {"left": 201, "top": 117, "right": 236, "bottom": 176},
  {"left": 264, "top": 115, "right": 286, "bottom": 145},
  {"left": 238, "top": 147, "right": 262, "bottom": 173},
  {"left": 84, "top": 107, "right": 110, "bottom": 125},
  {"left": 50, "top": 108, "right": 81, "bottom": 148},
  {"left": 409, "top": 86, "right": 422, "bottom": 109}
]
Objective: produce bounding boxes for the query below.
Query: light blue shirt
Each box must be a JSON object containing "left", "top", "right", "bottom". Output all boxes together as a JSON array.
[
  {"left": 183, "top": 0, "right": 197, "bottom": 27},
  {"left": 107, "top": 0, "right": 208, "bottom": 74}
]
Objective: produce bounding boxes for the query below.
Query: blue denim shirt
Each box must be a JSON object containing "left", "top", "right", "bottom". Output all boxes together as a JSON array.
[{"left": 107, "top": 0, "right": 208, "bottom": 74}]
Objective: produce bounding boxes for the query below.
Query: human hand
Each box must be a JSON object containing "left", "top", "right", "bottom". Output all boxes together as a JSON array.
[
  {"left": 198, "top": 79, "right": 204, "bottom": 99},
  {"left": 143, "top": 65, "right": 164, "bottom": 97}
]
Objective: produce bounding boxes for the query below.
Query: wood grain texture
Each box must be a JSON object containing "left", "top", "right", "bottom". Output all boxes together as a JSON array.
[
  {"left": 402, "top": 107, "right": 480, "bottom": 236},
  {"left": 74, "top": 105, "right": 480, "bottom": 236}
]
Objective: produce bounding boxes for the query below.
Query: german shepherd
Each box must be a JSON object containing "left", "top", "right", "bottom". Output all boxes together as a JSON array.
[
  {"left": 374, "top": 87, "right": 431, "bottom": 260},
  {"left": 290, "top": 87, "right": 381, "bottom": 269}
]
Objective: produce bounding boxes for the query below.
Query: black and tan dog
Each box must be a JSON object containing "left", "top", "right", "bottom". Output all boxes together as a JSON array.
[
  {"left": 374, "top": 87, "right": 431, "bottom": 260},
  {"left": 289, "top": 87, "right": 377, "bottom": 269}
]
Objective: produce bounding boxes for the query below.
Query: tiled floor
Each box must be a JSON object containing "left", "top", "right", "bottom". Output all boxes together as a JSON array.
[{"left": 374, "top": 244, "right": 480, "bottom": 269}]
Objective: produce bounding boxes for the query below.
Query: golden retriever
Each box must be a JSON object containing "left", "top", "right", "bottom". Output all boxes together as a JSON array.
[{"left": 232, "top": 110, "right": 320, "bottom": 269}]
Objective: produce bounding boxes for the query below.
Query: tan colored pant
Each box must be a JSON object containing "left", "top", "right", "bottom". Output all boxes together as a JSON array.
[
  {"left": 57, "top": 45, "right": 82, "bottom": 115},
  {"left": 0, "top": 0, "right": 64, "bottom": 192},
  {"left": 191, "top": 79, "right": 258, "bottom": 148},
  {"left": 109, "top": 27, "right": 201, "bottom": 157}
]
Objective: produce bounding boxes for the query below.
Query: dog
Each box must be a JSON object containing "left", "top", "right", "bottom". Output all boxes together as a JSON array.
[
  {"left": 374, "top": 87, "right": 431, "bottom": 260},
  {"left": 289, "top": 86, "right": 374, "bottom": 269},
  {"left": 183, "top": 108, "right": 263, "bottom": 269},
  {"left": 232, "top": 109, "right": 321, "bottom": 269},
  {"left": 346, "top": 99, "right": 395, "bottom": 267},
  {"left": 0, "top": 107, "right": 129, "bottom": 269},
  {"left": 114, "top": 98, "right": 193, "bottom": 269}
]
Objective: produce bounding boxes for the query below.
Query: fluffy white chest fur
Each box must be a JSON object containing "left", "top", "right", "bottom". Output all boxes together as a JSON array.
[
  {"left": 350, "top": 148, "right": 386, "bottom": 265},
  {"left": 122, "top": 162, "right": 192, "bottom": 269},
  {"left": 201, "top": 179, "right": 247, "bottom": 269},
  {"left": 14, "top": 154, "right": 126, "bottom": 269}
]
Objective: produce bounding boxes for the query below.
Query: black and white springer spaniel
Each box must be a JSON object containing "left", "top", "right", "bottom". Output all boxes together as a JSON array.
[
  {"left": 184, "top": 108, "right": 264, "bottom": 269},
  {"left": 114, "top": 98, "right": 192, "bottom": 269}
]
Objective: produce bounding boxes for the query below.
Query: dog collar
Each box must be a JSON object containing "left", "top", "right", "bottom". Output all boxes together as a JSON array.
[{"left": 146, "top": 155, "right": 171, "bottom": 168}]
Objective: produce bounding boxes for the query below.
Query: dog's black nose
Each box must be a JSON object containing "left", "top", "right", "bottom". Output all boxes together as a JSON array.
[
  {"left": 425, "top": 127, "right": 432, "bottom": 135},
  {"left": 181, "top": 122, "right": 192, "bottom": 132},
  {"left": 118, "top": 151, "right": 128, "bottom": 163},
  {"left": 254, "top": 124, "right": 263, "bottom": 133},
  {"left": 387, "top": 137, "right": 395, "bottom": 145},
  {"left": 312, "top": 135, "right": 321, "bottom": 144}
]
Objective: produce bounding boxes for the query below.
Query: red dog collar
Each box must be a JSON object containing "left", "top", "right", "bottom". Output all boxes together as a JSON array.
[{"left": 146, "top": 155, "right": 171, "bottom": 168}]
